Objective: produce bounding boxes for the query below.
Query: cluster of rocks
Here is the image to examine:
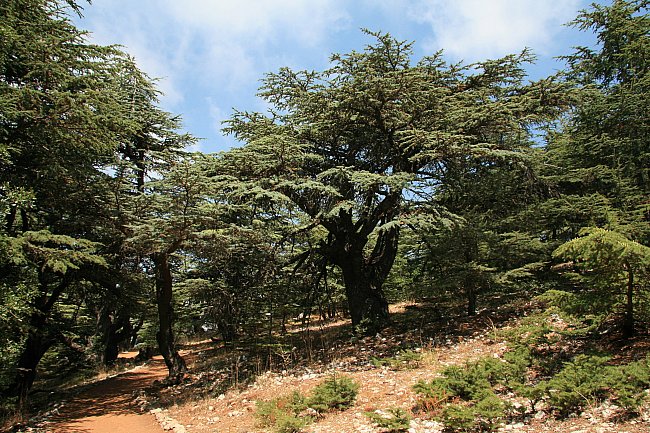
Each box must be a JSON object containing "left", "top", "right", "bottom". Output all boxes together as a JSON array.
[{"left": 150, "top": 407, "right": 186, "bottom": 433}]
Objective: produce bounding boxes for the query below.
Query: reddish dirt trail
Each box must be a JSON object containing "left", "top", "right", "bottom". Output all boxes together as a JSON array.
[{"left": 45, "top": 356, "right": 168, "bottom": 433}]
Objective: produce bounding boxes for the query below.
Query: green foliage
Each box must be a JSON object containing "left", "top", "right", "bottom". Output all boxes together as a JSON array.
[
  {"left": 536, "top": 290, "right": 590, "bottom": 316},
  {"left": 553, "top": 228, "right": 650, "bottom": 275},
  {"left": 366, "top": 407, "right": 412, "bottom": 433},
  {"left": 306, "top": 375, "right": 359, "bottom": 413},
  {"left": 440, "top": 403, "right": 477, "bottom": 432},
  {"left": 273, "top": 413, "right": 312, "bottom": 433},
  {"left": 489, "top": 303, "right": 650, "bottom": 420},
  {"left": 609, "top": 357, "right": 650, "bottom": 411},
  {"left": 416, "top": 307, "right": 650, "bottom": 427},
  {"left": 255, "top": 392, "right": 313, "bottom": 433},
  {"left": 223, "top": 27, "right": 569, "bottom": 331},
  {"left": 255, "top": 375, "right": 359, "bottom": 433},
  {"left": 552, "top": 227, "right": 650, "bottom": 335},
  {"left": 414, "top": 358, "right": 513, "bottom": 431},
  {"left": 542, "top": 354, "right": 609, "bottom": 415},
  {"left": 533, "top": 354, "right": 650, "bottom": 417}
]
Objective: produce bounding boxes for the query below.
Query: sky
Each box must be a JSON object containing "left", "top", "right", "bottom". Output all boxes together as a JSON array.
[{"left": 73, "top": 0, "right": 603, "bottom": 154}]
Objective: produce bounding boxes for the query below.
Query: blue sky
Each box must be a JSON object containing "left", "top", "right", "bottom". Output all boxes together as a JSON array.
[{"left": 74, "top": 0, "right": 602, "bottom": 154}]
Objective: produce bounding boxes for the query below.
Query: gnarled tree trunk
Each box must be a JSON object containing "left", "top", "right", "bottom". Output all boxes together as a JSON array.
[
  {"left": 152, "top": 252, "right": 186, "bottom": 382},
  {"left": 2, "top": 276, "right": 68, "bottom": 409},
  {"left": 330, "top": 224, "right": 399, "bottom": 334},
  {"left": 97, "top": 305, "right": 135, "bottom": 365}
]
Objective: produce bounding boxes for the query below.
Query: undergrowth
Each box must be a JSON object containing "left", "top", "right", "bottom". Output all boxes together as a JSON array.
[
  {"left": 366, "top": 407, "right": 412, "bottom": 432},
  {"left": 413, "top": 290, "right": 650, "bottom": 432},
  {"left": 255, "top": 374, "right": 359, "bottom": 433}
]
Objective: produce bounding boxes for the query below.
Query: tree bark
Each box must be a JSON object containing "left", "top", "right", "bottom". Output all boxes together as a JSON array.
[
  {"left": 623, "top": 262, "right": 635, "bottom": 338},
  {"left": 330, "top": 225, "right": 398, "bottom": 334},
  {"left": 152, "top": 252, "right": 186, "bottom": 381},
  {"left": 2, "top": 276, "right": 68, "bottom": 408},
  {"left": 340, "top": 260, "right": 390, "bottom": 333},
  {"left": 466, "top": 283, "right": 477, "bottom": 317},
  {"left": 97, "top": 306, "right": 134, "bottom": 365},
  {"left": 5, "top": 324, "right": 54, "bottom": 409}
]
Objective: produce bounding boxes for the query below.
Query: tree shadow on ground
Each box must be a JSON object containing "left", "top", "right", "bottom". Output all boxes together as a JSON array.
[{"left": 150, "top": 291, "right": 534, "bottom": 410}]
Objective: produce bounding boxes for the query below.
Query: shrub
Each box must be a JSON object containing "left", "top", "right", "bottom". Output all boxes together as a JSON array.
[
  {"left": 436, "top": 395, "right": 507, "bottom": 433},
  {"left": 274, "top": 412, "right": 312, "bottom": 433},
  {"left": 441, "top": 403, "right": 476, "bottom": 432},
  {"left": 414, "top": 356, "right": 519, "bottom": 406},
  {"left": 255, "top": 391, "right": 313, "bottom": 433},
  {"left": 366, "top": 407, "right": 412, "bottom": 432},
  {"left": 414, "top": 360, "right": 510, "bottom": 431},
  {"left": 306, "top": 375, "right": 359, "bottom": 413},
  {"left": 539, "top": 355, "right": 650, "bottom": 417},
  {"left": 609, "top": 357, "right": 650, "bottom": 412},
  {"left": 543, "top": 355, "right": 611, "bottom": 416},
  {"left": 255, "top": 375, "right": 359, "bottom": 433}
]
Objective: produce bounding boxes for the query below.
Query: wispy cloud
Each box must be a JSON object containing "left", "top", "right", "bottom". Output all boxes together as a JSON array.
[
  {"left": 82, "top": 0, "right": 349, "bottom": 101},
  {"left": 78, "top": 0, "right": 588, "bottom": 152},
  {"left": 406, "top": 0, "right": 581, "bottom": 61}
]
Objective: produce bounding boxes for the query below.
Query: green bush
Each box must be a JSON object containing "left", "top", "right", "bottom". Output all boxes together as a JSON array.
[
  {"left": 366, "top": 407, "right": 412, "bottom": 432},
  {"left": 274, "top": 412, "right": 312, "bottom": 433},
  {"left": 500, "top": 346, "right": 531, "bottom": 388},
  {"left": 609, "top": 357, "right": 650, "bottom": 411},
  {"left": 307, "top": 375, "right": 359, "bottom": 413},
  {"left": 540, "top": 355, "right": 650, "bottom": 417},
  {"left": 438, "top": 395, "right": 507, "bottom": 433},
  {"left": 441, "top": 403, "right": 476, "bottom": 432},
  {"left": 414, "top": 355, "right": 522, "bottom": 406},
  {"left": 544, "top": 355, "right": 611, "bottom": 416},
  {"left": 535, "top": 290, "right": 606, "bottom": 330},
  {"left": 255, "top": 391, "right": 313, "bottom": 433},
  {"left": 414, "top": 359, "right": 511, "bottom": 431},
  {"left": 255, "top": 375, "right": 359, "bottom": 433},
  {"left": 414, "top": 300, "right": 650, "bottom": 428}
]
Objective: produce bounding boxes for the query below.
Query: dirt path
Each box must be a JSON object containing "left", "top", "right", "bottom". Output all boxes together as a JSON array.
[{"left": 44, "top": 356, "right": 168, "bottom": 433}]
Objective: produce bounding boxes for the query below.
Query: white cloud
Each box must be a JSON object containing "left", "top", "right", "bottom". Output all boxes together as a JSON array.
[
  {"left": 406, "top": 0, "right": 581, "bottom": 61},
  {"left": 163, "top": 0, "right": 349, "bottom": 47},
  {"left": 81, "top": 0, "right": 349, "bottom": 96},
  {"left": 76, "top": 0, "right": 586, "bottom": 153}
]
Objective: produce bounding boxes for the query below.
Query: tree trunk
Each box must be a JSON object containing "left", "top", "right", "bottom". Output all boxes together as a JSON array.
[
  {"left": 340, "top": 261, "right": 390, "bottom": 333},
  {"left": 97, "top": 308, "right": 134, "bottom": 365},
  {"left": 466, "top": 283, "right": 477, "bottom": 317},
  {"left": 4, "top": 326, "right": 54, "bottom": 409},
  {"left": 2, "top": 276, "right": 68, "bottom": 409},
  {"left": 216, "top": 299, "right": 238, "bottom": 342},
  {"left": 332, "top": 226, "right": 398, "bottom": 334},
  {"left": 152, "top": 252, "right": 186, "bottom": 381},
  {"left": 623, "top": 263, "right": 635, "bottom": 338},
  {"left": 217, "top": 320, "right": 238, "bottom": 342}
]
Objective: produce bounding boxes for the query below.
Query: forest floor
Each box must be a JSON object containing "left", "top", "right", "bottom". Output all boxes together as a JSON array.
[
  {"left": 10, "top": 300, "right": 650, "bottom": 433},
  {"left": 22, "top": 353, "right": 170, "bottom": 433}
]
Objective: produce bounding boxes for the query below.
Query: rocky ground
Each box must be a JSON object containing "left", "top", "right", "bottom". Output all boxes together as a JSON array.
[{"left": 10, "top": 302, "right": 650, "bottom": 433}]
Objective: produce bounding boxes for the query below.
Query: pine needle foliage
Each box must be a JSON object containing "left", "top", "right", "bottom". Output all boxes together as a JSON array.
[{"left": 223, "top": 30, "right": 571, "bottom": 332}]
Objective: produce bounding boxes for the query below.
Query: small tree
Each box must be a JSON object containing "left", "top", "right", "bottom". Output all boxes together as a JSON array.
[{"left": 553, "top": 227, "right": 650, "bottom": 337}]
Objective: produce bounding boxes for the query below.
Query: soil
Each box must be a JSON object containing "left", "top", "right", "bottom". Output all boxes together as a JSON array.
[
  {"left": 14, "top": 302, "right": 650, "bottom": 433},
  {"left": 163, "top": 335, "right": 650, "bottom": 433},
  {"left": 40, "top": 355, "right": 169, "bottom": 433}
]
